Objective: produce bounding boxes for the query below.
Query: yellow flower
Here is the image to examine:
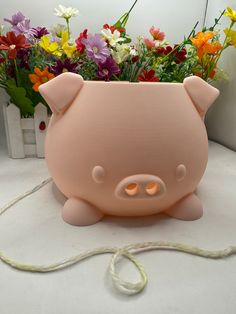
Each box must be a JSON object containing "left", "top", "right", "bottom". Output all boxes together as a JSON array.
[
  {"left": 61, "top": 31, "right": 76, "bottom": 57},
  {"left": 224, "top": 7, "right": 236, "bottom": 23},
  {"left": 61, "top": 30, "right": 69, "bottom": 45},
  {"left": 38, "top": 35, "right": 61, "bottom": 56},
  {"left": 62, "top": 42, "right": 76, "bottom": 57},
  {"left": 224, "top": 28, "right": 236, "bottom": 47}
]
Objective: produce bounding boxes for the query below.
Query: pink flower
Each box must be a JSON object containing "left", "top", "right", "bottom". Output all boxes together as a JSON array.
[
  {"left": 149, "top": 26, "right": 165, "bottom": 41},
  {"left": 144, "top": 37, "right": 155, "bottom": 50}
]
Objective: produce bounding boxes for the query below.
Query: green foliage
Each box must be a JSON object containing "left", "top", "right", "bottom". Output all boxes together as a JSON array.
[
  {"left": 0, "top": 48, "right": 51, "bottom": 116},
  {"left": 17, "top": 68, "right": 46, "bottom": 107},
  {"left": 77, "top": 55, "right": 97, "bottom": 80},
  {"left": 5, "top": 79, "right": 34, "bottom": 116}
]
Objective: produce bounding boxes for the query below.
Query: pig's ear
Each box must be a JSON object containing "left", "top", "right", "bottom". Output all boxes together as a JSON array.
[
  {"left": 183, "top": 76, "right": 220, "bottom": 117},
  {"left": 39, "top": 72, "right": 84, "bottom": 114}
]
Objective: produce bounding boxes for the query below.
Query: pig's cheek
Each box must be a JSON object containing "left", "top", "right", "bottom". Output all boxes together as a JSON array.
[
  {"left": 175, "top": 164, "right": 187, "bottom": 182},
  {"left": 92, "top": 166, "right": 106, "bottom": 184}
]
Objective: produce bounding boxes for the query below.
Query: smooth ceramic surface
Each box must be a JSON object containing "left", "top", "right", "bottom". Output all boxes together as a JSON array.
[{"left": 39, "top": 73, "right": 219, "bottom": 225}]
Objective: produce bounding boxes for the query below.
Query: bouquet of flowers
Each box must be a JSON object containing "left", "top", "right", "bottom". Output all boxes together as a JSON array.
[{"left": 0, "top": 0, "right": 235, "bottom": 117}]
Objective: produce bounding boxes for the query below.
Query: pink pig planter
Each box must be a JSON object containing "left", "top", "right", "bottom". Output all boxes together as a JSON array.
[{"left": 39, "top": 73, "right": 219, "bottom": 226}]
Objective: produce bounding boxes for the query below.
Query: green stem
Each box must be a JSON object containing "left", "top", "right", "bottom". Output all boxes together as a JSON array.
[
  {"left": 205, "top": 20, "right": 235, "bottom": 80},
  {"left": 209, "top": 10, "right": 226, "bottom": 31},
  {"left": 65, "top": 18, "right": 70, "bottom": 38},
  {"left": 160, "top": 21, "right": 199, "bottom": 66},
  {"left": 217, "top": 21, "right": 234, "bottom": 60},
  {"left": 130, "top": 45, "right": 147, "bottom": 81},
  {"left": 186, "top": 21, "right": 199, "bottom": 41},
  {"left": 120, "top": 0, "right": 138, "bottom": 27},
  {"left": 112, "top": 74, "right": 120, "bottom": 81},
  {"left": 127, "top": 0, "right": 138, "bottom": 16}
]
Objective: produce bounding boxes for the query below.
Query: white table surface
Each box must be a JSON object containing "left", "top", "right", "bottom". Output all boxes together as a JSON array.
[{"left": 0, "top": 141, "right": 236, "bottom": 314}]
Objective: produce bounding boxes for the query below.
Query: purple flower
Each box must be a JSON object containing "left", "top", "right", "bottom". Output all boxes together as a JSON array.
[
  {"left": 84, "top": 34, "right": 110, "bottom": 64},
  {"left": 29, "top": 27, "right": 49, "bottom": 39},
  {"left": 12, "top": 19, "right": 31, "bottom": 36},
  {"left": 17, "top": 48, "right": 30, "bottom": 70},
  {"left": 97, "top": 57, "right": 120, "bottom": 81},
  {"left": 4, "top": 12, "right": 25, "bottom": 26},
  {"left": 51, "top": 59, "right": 78, "bottom": 76},
  {"left": 4, "top": 12, "right": 31, "bottom": 37},
  {"left": 6, "top": 64, "right": 15, "bottom": 78}
]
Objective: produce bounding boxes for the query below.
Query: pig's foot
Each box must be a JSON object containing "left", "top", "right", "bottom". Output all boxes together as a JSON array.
[
  {"left": 62, "top": 198, "right": 104, "bottom": 226},
  {"left": 165, "top": 193, "right": 203, "bottom": 221}
]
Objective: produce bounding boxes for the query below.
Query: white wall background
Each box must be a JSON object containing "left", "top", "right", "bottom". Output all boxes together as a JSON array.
[
  {"left": 0, "top": 0, "right": 207, "bottom": 42},
  {"left": 0, "top": 0, "right": 235, "bottom": 152},
  {"left": 205, "top": 0, "right": 236, "bottom": 151}
]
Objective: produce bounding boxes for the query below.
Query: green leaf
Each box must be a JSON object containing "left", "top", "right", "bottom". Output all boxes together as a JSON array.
[
  {"left": 114, "top": 13, "right": 128, "bottom": 28},
  {"left": 113, "top": 0, "right": 138, "bottom": 30},
  {"left": 6, "top": 79, "right": 34, "bottom": 116},
  {"left": 123, "top": 37, "right": 132, "bottom": 44},
  {"left": 120, "top": 13, "right": 130, "bottom": 28}
]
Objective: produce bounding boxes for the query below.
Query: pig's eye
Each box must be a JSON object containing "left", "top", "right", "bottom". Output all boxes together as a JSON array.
[
  {"left": 175, "top": 164, "right": 186, "bottom": 182},
  {"left": 92, "top": 165, "right": 105, "bottom": 183}
]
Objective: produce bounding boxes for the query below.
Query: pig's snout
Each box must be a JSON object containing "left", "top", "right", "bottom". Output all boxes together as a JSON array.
[{"left": 115, "top": 174, "right": 166, "bottom": 199}]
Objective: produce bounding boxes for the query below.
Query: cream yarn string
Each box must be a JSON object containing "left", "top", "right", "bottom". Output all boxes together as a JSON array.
[{"left": 0, "top": 178, "right": 236, "bottom": 295}]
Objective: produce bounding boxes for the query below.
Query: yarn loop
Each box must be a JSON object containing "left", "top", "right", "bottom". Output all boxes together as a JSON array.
[{"left": 0, "top": 178, "right": 236, "bottom": 295}]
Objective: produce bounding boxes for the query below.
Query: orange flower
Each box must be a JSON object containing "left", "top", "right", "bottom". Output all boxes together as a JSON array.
[
  {"left": 29, "top": 67, "right": 55, "bottom": 92},
  {"left": 191, "top": 31, "right": 222, "bottom": 58}
]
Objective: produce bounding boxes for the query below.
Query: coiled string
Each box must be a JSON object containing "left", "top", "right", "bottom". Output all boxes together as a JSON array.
[{"left": 0, "top": 178, "right": 236, "bottom": 295}]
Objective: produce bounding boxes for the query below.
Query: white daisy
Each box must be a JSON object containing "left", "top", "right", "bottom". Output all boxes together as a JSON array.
[
  {"left": 101, "top": 29, "right": 125, "bottom": 47},
  {"left": 54, "top": 5, "right": 79, "bottom": 20}
]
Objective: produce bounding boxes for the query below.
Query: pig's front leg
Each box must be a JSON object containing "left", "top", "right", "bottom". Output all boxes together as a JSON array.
[
  {"left": 165, "top": 193, "right": 203, "bottom": 221},
  {"left": 62, "top": 198, "right": 104, "bottom": 226}
]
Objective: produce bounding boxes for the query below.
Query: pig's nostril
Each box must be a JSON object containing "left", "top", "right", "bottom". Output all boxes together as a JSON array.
[
  {"left": 145, "top": 182, "right": 160, "bottom": 195},
  {"left": 125, "top": 183, "right": 139, "bottom": 196}
]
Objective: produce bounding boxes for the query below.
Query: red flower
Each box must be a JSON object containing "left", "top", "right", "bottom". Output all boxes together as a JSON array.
[
  {"left": 103, "top": 24, "right": 115, "bottom": 33},
  {"left": 132, "top": 55, "right": 139, "bottom": 63},
  {"left": 103, "top": 24, "right": 125, "bottom": 34},
  {"left": 172, "top": 45, "right": 187, "bottom": 64},
  {"left": 0, "top": 31, "right": 30, "bottom": 60},
  {"left": 75, "top": 29, "right": 88, "bottom": 54},
  {"left": 156, "top": 46, "right": 173, "bottom": 56},
  {"left": 156, "top": 45, "right": 187, "bottom": 63},
  {"left": 156, "top": 47, "right": 166, "bottom": 55},
  {"left": 117, "top": 27, "right": 125, "bottom": 34},
  {"left": 166, "top": 46, "right": 173, "bottom": 54},
  {"left": 0, "top": 56, "right": 5, "bottom": 64},
  {"left": 138, "top": 69, "right": 160, "bottom": 82}
]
